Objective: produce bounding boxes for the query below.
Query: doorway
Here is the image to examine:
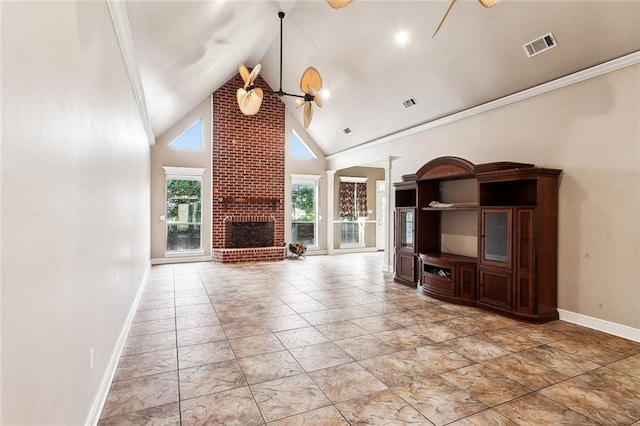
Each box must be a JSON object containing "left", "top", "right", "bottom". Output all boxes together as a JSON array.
[{"left": 376, "top": 180, "right": 386, "bottom": 250}]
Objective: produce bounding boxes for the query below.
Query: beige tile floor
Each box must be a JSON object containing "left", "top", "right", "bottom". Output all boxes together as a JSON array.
[{"left": 99, "top": 253, "right": 640, "bottom": 425}]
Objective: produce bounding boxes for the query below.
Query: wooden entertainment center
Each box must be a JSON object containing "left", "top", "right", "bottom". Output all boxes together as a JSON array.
[{"left": 394, "top": 156, "right": 562, "bottom": 323}]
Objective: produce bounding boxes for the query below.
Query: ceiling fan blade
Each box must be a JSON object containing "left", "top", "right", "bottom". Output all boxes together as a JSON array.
[
  {"left": 432, "top": 0, "right": 458, "bottom": 39},
  {"left": 300, "top": 66, "right": 323, "bottom": 94},
  {"left": 303, "top": 102, "right": 313, "bottom": 128},
  {"left": 478, "top": 0, "right": 501, "bottom": 8},
  {"left": 248, "top": 63, "right": 262, "bottom": 85},
  {"left": 327, "top": 0, "right": 353, "bottom": 9},
  {"left": 237, "top": 87, "right": 263, "bottom": 116},
  {"left": 307, "top": 85, "right": 323, "bottom": 108},
  {"left": 239, "top": 65, "right": 250, "bottom": 88}
]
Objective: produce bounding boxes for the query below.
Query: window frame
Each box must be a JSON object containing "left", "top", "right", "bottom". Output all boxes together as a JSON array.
[
  {"left": 290, "top": 174, "right": 321, "bottom": 249},
  {"left": 290, "top": 129, "right": 317, "bottom": 159},
  {"left": 168, "top": 119, "right": 203, "bottom": 151},
  {"left": 163, "top": 166, "right": 206, "bottom": 256},
  {"left": 339, "top": 176, "right": 368, "bottom": 248}
]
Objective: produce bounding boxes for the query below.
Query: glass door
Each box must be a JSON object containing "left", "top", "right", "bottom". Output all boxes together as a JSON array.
[
  {"left": 399, "top": 208, "right": 415, "bottom": 251},
  {"left": 166, "top": 176, "right": 202, "bottom": 253},
  {"left": 480, "top": 208, "right": 512, "bottom": 268}
]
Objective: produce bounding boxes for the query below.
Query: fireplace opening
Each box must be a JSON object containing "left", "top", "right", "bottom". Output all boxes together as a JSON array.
[{"left": 229, "top": 221, "right": 274, "bottom": 248}]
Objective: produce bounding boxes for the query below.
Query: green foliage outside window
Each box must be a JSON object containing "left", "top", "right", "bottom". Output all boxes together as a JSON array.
[
  {"left": 291, "top": 183, "right": 315, "bottom": 222},
  {"left": 167, "top": 179, "right": 201, "bottom": 223}
]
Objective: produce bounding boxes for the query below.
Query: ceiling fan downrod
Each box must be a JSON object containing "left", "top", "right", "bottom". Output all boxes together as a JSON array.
[{"left": 273, "top": 11, "right": 305, "bottom": 99}]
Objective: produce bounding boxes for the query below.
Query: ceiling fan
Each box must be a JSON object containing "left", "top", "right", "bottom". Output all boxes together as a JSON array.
[
  {"left": 237, "top": 12, "right": 323, "bottom": 128},
  {"left": 432, "top": 0, "right": 502, "bottom": 38}
]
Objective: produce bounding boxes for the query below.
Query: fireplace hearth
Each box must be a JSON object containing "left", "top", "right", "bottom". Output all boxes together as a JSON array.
[{"left": 215, "top": 215, "right": 286, "bottom": 263}]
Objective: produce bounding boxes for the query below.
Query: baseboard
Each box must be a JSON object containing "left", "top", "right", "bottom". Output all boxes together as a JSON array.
[
  {"left": 299, "top": 249, "right": 328, "bottom": 256},
  {"left": 151, "top": 254, "right": 212, "bottom": 265},
  {"left": 86, "top": 262, "right": 151, "bottom": 426},
  {"left": 558, "top": 309, "right": 640, "bottom": 343},
  {"left": 332, "top": 247, "right": 380, "bottom": 255}
]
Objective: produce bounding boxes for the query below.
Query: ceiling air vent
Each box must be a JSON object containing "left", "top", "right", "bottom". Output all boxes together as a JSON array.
[
  {"left": 342, "top": 127, "right": 352, "bottom": 134},
  {"left": 402, "top": 97, "right": 417, "bottom": 109},
  {"left": 523, "top": 32, "right": 557, "bottom": 58}
]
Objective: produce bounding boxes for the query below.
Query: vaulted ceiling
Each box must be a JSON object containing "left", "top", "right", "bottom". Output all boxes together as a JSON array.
[{"left": 126, "top": 0, "right": 640, "bottom": 156}]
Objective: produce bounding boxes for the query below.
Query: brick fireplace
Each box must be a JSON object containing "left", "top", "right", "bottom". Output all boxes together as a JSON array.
[{"left": 212, "top": 72, "right": 287, "bottom": 263}]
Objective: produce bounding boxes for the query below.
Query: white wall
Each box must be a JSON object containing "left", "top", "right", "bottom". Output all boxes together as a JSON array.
[
  {"left": 329, "top": 64, "right": 640, "bottom": 331},
  {"left": 150, "top": 97, "right": 212, "bottom": 262},
  {"left": 1, "top": 1, "right": 151, "bottom": 424}
]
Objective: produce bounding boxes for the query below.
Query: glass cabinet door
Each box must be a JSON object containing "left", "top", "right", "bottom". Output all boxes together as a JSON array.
[
  {"left": 480, "top": 208, "right": 512, "bottom": 268},
  {"left": 398, "top": 208, "right": 415, "bottom": 251}
]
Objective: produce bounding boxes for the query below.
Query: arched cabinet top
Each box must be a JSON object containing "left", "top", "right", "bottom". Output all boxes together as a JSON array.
[
  {"left": 416, "top": 156, "right": 475, "bottom": 180},
  {"left": 403, "top": 156, "right": 536, "bottom": 182}
]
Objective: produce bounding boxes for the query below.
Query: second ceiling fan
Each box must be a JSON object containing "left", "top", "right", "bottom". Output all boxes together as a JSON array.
[{"left": 237, "top": 12, "right": 323, "bottom": 128}]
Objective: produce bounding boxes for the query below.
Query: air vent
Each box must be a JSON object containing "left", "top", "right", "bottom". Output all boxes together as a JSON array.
[
  {"left": 402, "top": 97, "right": 417, "bottom": 109},
  {"left": 342, "top": 127, "right": 351, "bottom": 134},
  {"left": 523, "top": 32, "right": 557, "bottom": 58}
]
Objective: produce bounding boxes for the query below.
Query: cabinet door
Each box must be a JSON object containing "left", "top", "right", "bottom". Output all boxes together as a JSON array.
[
  {"left": 478, "top": 268, "right": 512, "bottom": 310},
  {"left": 479, "top": 208, "right": 512, "bottom": 269},
  {"left": 457, "top": 264, "right": 476, "bottom": 300},
  {"left": 397, "top": 253, "right": 415, "bottom": 283},
  {"left": 515, "top": 208, "right": 535, "bottom": 313}
]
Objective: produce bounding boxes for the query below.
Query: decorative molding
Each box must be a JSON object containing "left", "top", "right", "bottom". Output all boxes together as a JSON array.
[
  {"left": 106, "top": 0, "right": 155, "bottom": 146},
  {"left": 162, "top": 166, "right": 206, "bottom": 176},
  {"left": 86, "top": 262, "right": 151, "bottom": 426},
  {"left": 326, "top": 51, "right": 640, "bottom": 160},
  {"left": 558, "top": 309, "right": 640, "bottom": 343},
  {"left": 339, "top": 176, "right": 368, "bottom": 183},
  {"left": 291, "top": 174, "right": 322, "bottom": 182}
]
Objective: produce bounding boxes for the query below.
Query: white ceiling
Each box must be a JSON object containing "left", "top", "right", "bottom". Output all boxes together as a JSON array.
[{"left": 126, "top": 0, "right": 640, "bottom": 156}]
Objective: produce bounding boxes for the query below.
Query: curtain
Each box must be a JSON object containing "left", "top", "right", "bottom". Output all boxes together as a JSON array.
[
  {"left": 356, "top": 183, "right": 368, "bottom": 217},
  {"left": 339, "top": 182, "right": 355, "bottom": 217},
  {"left": 339, "top": 182, "right": 368, "bottom": 217}
]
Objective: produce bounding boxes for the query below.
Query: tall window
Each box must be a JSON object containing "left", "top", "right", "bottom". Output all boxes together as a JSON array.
[
  {"left": 163, "top": 167, "right": 205, "bottom": 254},
  {"left": 291, "top": 174, "right": 320, "bottom": 248},
  {"left": 339, "top": 177, "right": 368, "bottom": 248}
]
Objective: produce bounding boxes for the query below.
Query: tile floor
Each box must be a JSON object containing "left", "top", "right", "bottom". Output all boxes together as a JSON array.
[{"left": 99, "top": 253, "right": 640, "bottom": 425}]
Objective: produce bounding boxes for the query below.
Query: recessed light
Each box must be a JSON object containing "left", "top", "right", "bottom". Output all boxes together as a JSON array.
[
  {"left": 394, "top": 30, "right": 410, "bottom": 47},
  {"left": 320, "top": 88, "right": 331, "bottom": 100}
]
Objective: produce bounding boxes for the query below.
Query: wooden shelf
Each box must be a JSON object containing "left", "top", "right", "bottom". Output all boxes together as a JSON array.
[
  {"left": 421, "top": 206, "right": 478, "bottom": 211},
  {"left": 422, "top": 201, "right": 478, "bottom": 211},
  {"left": 419, "top": 252, "right": 477, "bottom": 264},
  {"left": 217, "top": 197, "right": 280, "bottom": 205}
]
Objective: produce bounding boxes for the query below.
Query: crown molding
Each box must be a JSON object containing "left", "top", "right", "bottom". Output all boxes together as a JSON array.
[
  {"left": 107, "top": 0, "right": 155, "bottom": 146},
  {"left": 327, "top": 51, "right": 640, "bottom": 160}
]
